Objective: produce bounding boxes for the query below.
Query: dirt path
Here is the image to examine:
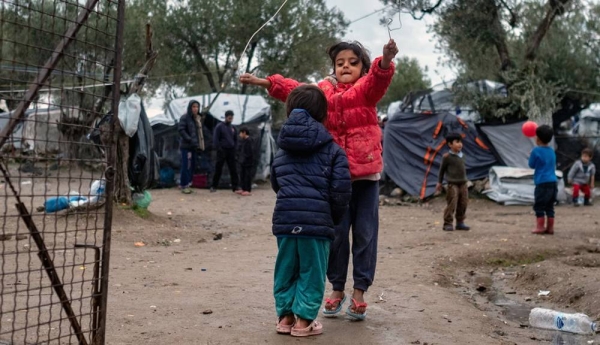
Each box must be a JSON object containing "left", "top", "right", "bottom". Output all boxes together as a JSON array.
[{"left": 105, "top": 185, "right": 600, "bottom": 345}]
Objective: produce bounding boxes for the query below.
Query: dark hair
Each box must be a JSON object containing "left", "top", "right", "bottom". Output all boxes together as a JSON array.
[
  {"left": 535, "top": 125, "right": 553, "bottom": 144},
  {"left": 239, "top": 127, "right": 250, "bottom": 135},
  {"left": 225, "top": 110, "right": 234, "bottom": 117},
  {"left": 327, "top": 41, "right": 371, "bottom": 76},
  {"left": 286, "top": 85, "right": 328, "bottom": 123},
  {"left": 582, "top": 148, "right": 593, "bottom": 158},
  {"left": 445, "top": 133, "right": 462, "bottom": 146}
]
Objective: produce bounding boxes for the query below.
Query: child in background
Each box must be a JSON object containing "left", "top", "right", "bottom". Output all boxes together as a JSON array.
[
  {"left": 528, "top": 125, "right": 557, "bottom": 235},
  {"left": 568, "top": 148, "right": 596, "bottom": 206},
  {"left": 270, "top": 85, "right": 351, "bottom": 337},
  {"left": 238, "top": 127, "right": 254, "bottom": 196},
  {"left": 240, "top": 39, "right": 398, "bottom": 321},
  {"left": 436, "top": 133, "right": 470, "bottom": 231}
]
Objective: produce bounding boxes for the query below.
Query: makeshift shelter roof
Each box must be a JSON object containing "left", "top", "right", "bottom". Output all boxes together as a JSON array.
[{"left": 165, "top": 93, "right": 270, "bottom": 125}]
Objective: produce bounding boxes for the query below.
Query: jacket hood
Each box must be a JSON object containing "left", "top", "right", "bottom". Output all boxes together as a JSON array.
[
  {"left": 277, "top": 109, "right": 332, "bottom": 152},
  {"left": 187, "top": 100, "right": 200, "bottom": 117}
]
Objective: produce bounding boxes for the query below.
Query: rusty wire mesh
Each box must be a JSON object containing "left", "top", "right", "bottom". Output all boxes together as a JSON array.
[{"left": 0, "top": 0, "right": 123, "bottom": 344}]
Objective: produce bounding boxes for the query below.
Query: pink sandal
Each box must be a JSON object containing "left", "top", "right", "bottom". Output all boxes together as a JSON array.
[
  {"left": 291, "top": 320, "right": 323, "bottom": 337},
  {"left": 276, "top": 316, "right": 295, "bottom": 334},
  {"left": 346, "top": 298, "right": 368, "bottom": 320}
]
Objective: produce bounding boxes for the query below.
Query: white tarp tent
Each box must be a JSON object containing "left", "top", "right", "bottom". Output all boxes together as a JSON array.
[
  {"left": 151, "top": 93, "right": 275, "bottom": 182},
  {"left": 166, "top": 93, "right": 270, "bottom": 125},
  {"left": 484, "top": 166, "right": 566, "bottom": 205}
]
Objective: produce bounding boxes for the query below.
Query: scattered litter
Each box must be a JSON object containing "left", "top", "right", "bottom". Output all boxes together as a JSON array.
[
  {"left": 213, "top": 233, "right": 223, "bottom": 241},
  {"left": 443, "top": 315, "right": 452, "bottom": 323},
  {"left": 185, "top": 268, "right": 193, "bottom": 271},
  {"left": 203, "top": 309, "right": 213, "bottom": 315},
  {"left": 589, "top": 238, "right": 600, "bottom": 245},
  {"left": 506, "top": 291, "right": 516, "bottom": 294},
  {"left": 150, "top": 305, "right": 157, "bottom": 309},
  {"left": 525, "top": 297, "right": 532, "bottom": 302},
  {"left": 134, "top": 242, "right": 145, "bottom": 247},
  {"left": 173, "top": 238, "right": 181, "bottom": 243},
  {"left": 15, "top": 234, "right": 27, "bottom": 241},
  {"left": 587, "top": 341, "right": 594, "bottom": 344},
  {"left": 476, "top": 285, "right": 487, "bottom": 292},
  {"left": 378, "top": 291, "right": 386, "bottom": 302},
  {"left": 434, "top": 221, "right": 440, "bottom": 225},
  {"left": 167, "top": 212, "right": 172, "bottom": 216},
  {"left": 538, "top": 290, "right": 550, "bottom": 296},
  {"left": 21, "top": 181, "right": 32, "bottom": 185},
  {"left": 201, "top": 268, "right": 207, "bottom": 272},
  {"left": 79, "top": 266, "right": 86, "bottom": 270}
]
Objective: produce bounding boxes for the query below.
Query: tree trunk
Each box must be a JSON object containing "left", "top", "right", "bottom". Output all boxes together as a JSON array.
[
  {"left": 525, "top": 0, "right": 570, "bottom": 61},
  {"left": 114, "top": 128, "right": 131, "bottom": 204},
  {"left": 114, "top": 23, "right": 158, "bottom": 204}
]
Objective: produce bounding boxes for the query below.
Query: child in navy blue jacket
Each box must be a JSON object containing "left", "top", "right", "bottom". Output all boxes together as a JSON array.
[
  {"left": 271, "top": 85, "right": 352, "bottom": 337},
  {"left": 528, "top": 124, "right": 557, "bottom": 235}
]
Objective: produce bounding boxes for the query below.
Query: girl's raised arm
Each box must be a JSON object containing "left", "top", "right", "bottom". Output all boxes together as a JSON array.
[
  {"left": 354, "top": 39, "right": 398, "bottom": 106},
  {"left": 239, "top": 73, "right": 301, "bottom": 103}
]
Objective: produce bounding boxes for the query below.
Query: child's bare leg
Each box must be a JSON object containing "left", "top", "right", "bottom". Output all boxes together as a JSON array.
[
  {"left": 324, "top": 290, "right": 345, "bottom": 311},
  {"left": 350, "top": 288, "right": 367, "bottom": 314},
  {"left": 295, "top": 316, "right": 312, "bottom": 328},
  {"left": 278, "top": 314, "right": 295, "bottom": 326}
]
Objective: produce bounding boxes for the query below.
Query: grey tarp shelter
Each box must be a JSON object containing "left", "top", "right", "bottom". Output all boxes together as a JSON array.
[{"left": 383, "top": 111, "right": 498, "bottom": 199}]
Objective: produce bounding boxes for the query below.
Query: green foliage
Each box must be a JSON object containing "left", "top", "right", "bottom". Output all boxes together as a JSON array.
[
  {"left": 1, "top": 1, "right": 118, "bottom": 110},
  {"left": 122, "top": 0, "right": 348, "bottom": 97},
  {"left": 378, "top": 56, "right": 431, "bottom": 112},
  {"left": 381, "top": 0, "right": 600, "bottom": 123}
]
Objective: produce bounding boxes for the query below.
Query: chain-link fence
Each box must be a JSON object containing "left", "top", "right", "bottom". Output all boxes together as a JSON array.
[{"left": 0, "top": 0, "right": 124, "bottom": 344}]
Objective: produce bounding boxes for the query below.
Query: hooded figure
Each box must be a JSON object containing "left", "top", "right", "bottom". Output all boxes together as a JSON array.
[{"left": 177, "top": 100, "right": 202, "bottom": 193}]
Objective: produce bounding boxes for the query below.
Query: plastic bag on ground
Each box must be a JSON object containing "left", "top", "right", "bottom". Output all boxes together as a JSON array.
[{"left": 133, "top": 190, "right": 152, "bottom": 209}]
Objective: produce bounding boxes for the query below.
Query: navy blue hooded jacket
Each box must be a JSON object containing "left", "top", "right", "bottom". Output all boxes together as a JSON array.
[
  {"left": 271, "top": 109, "right": 352, "bottom": 241},
  {"left": 178, "top": 100, "right": 201, "bottom": 150}
]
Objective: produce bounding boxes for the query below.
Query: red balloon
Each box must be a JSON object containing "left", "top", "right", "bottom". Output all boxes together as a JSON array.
[{"left": 522, "top": 121, "right": 538, "bottom": 138}]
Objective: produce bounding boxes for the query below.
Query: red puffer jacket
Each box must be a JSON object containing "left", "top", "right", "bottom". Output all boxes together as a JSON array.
[{"left": 267, "top": 57, "right": 395, "bottom": 179}]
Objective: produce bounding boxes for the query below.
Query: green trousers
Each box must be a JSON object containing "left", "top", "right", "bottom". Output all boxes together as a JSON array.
[{"left": 274, "top": 237, "right": 330, "bottom": 321}]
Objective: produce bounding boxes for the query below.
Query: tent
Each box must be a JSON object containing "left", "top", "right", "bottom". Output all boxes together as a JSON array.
[
  {"left": 150, "top": 93, "right": 275, "bottom": 187},
  {"left": 383, "top": 111, "right": 498, "bottom": 199},
  {"left": 0, "top": 107, "right": 63, "bottom": 154},
  {"left": 484, "top": 166, "right": 566, "bottom": 205},
  {"left": 477, "top": 120, "right": 536, "bottom": 168}
]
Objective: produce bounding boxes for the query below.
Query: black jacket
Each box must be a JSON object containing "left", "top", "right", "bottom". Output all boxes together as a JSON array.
[
  {"left": 178, "top": 100, "right": 201, "bottom": 150},
  {"left": 239, "top": 137, "right": 254, "bottom": 167},
  {"left": 213, "top": 122, "right": 237, "bottom": 150},
  {"left": 270, "top": 109, "right": 352, "bottom": 241}
]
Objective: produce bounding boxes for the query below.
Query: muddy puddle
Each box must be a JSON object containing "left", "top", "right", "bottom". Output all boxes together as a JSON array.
[{"left": 458, "top": 268, "right": 599, "bottom": 344}]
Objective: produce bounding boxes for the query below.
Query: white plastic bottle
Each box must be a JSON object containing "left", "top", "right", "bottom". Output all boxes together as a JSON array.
[{"left": 529, "top": 308, "right": 597, "bottom": 335}]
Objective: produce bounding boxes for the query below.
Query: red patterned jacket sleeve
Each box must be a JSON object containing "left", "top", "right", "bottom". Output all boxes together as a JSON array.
[
  {"left": 354, "top": 57, "right": 396, "bottom": 106},
  {"left": 266, "top": 74, "right": 302, "bottom": 102}
]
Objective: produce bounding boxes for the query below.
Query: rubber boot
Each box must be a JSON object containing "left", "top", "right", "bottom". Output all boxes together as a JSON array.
[
  {"left": 584, "top": 198, "right": 593, "bottom": 206},
  {"left": 545, "top": 217, "right": 554, "bottom": 235},
  {"left": 573, "top": 197, "right": 580, "bottom": 207},
  {"left": 532, "top": 217, "right": 546, "bottom": 234}
]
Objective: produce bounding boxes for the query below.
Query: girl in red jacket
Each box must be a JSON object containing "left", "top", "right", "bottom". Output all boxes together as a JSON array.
[{"left": 240, "top": 39, "right": 398, "bottom": 321}]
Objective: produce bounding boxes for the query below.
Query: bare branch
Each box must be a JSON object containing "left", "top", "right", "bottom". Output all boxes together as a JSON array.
[
  {"left": 497, "top": 0, "right": 518, "bottom": 27},
  {"left": 410, "top": 0, "right": 445, "bottom": 20}
]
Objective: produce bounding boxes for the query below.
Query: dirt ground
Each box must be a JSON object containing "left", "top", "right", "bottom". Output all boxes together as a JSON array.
[
  {"left": 1, "top": 165, "right": 599, "bottom": 344},
  {"left": 99, "top": 184, "right": 600, "bottom": 345}
]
